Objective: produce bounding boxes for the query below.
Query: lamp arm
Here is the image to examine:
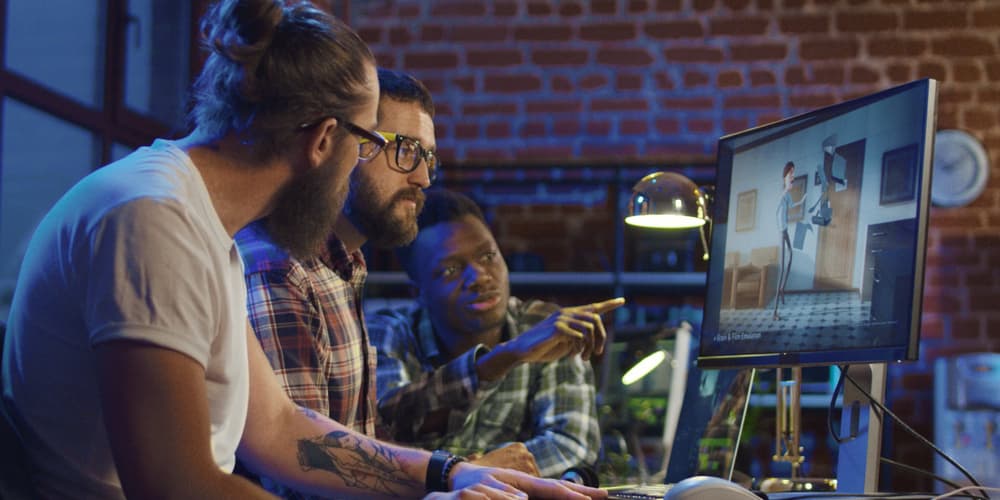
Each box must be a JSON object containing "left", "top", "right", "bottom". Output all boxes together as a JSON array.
[{"left": 698, "top": 215, "right": 712, "bottom": 261}]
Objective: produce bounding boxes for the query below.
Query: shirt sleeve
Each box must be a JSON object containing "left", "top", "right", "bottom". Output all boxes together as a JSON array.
[
  {"left": 522, "top": 355, "right": 602, "bottom": 478},
  {"left": 244, "top": 266, "right": 331, "bottom": 416},
  {"left": 367, "top": 308, "right": 497, "bottom": 443},
  {"left": 85, "top": 199, "right": 217, "bottom": 367}
]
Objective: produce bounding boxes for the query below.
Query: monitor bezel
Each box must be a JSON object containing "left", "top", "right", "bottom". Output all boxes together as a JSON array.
[{"left": 697, "top": 78, "right": 938, "bottom": 370}]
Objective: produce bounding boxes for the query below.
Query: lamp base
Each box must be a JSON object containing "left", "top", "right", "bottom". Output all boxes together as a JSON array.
[{"left": 758, "top": 477, "right": 837, "bottom": 493}]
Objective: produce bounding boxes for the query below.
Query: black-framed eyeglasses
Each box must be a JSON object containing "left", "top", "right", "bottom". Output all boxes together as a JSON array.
[
  {"left": 298, "top": 116, "right": 387, "bottom": 161},
  {"left": 367, "top": 131, "right": 439, "bottom": 182}
]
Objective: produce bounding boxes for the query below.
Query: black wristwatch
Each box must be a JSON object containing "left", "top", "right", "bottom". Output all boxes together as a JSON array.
[{"left": 425, "top": 449, "right": 466, "bottom": 492}]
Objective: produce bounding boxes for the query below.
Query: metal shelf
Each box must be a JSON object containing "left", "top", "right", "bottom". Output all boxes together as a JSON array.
[{"left": 367, "top": 271, "right": 706, "bottom": 291}]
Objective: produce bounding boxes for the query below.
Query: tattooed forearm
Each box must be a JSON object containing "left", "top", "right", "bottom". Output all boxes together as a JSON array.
[{"left": 295, "top": 414, "right": 422, "bottom": 496}]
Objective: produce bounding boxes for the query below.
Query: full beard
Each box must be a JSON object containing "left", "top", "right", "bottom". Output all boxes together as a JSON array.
[
  {"left": 266, "top": 159, "right": 348, "bottom": 260},
  {"left": 345, "top": 173, "right": 425, "bottom": 249}
]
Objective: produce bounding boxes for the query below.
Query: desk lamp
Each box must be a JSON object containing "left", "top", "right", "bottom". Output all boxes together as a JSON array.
[{"left": 625, "top": 171, "right": 712, "bottom": 261}]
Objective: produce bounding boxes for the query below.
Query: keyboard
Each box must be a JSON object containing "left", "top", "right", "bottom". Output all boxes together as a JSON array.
[{"left": 604, "top": 483, "right": 674, "bottom": 500}]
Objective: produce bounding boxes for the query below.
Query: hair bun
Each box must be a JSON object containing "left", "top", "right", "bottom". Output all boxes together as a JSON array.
[{"left": 202, "top": 0, "right": 283, "bottom": 64}]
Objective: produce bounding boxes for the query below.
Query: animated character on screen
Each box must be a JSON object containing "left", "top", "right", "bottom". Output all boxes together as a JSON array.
[
  {"left": 809, "top": 135, "right": 847, "bottom": 226},
  {"left": 774, "top": 161, "right": 805, "bottom": 321}
]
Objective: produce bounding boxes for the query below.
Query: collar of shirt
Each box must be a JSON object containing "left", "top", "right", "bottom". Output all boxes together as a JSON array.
[
  {"left": 413, "top": 302, "right": 515, "bottom": 367},
  {"left": 317, "top": 233, "right": 366, "bottom": 285}
]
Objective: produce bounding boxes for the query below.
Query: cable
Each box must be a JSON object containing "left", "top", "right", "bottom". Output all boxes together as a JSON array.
[
  {"left": 841, "top": 368, "right": 988, "bottom": 499},
  {"left": 828, "top": 364, "right": 848, "bottom": 444},
  {"left": 879, "top": 457, "right": 965, "bottom": 493},
  {"left": 932, "top": 487, "right": 1000, "bottom": 500}
]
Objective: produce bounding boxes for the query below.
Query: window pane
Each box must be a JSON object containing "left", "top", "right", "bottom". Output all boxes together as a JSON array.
[
  {"left": 0, "top": 98, "right": 99, "bottom": 316},
  {"left": 111, "top": 142, "right": 135, "bottom": 162},
  {"left": 124, "top": 0, "right": 190, "bottom": 130},
  {"left": 4, "top": 0, "right": 106, "bottom": 107}
]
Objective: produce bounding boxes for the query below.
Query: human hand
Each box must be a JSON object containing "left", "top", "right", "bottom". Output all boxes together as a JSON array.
[
  {"left": 448, "top": 462, "right": 607, "bottom": 499},
  {"left": 510, "top": 297, "right": 624, "bottom": 362},
  {"left": 468, "top": 443, "right": 539, "bottom": 476}
]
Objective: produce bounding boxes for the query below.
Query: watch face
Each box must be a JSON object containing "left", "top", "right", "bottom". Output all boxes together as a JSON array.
[{"left": 931, "top": 129, "right": 989, "bottom": 207}]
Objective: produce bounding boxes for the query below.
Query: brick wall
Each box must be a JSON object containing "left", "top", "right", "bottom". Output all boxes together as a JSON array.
[{"left": 347, "top": 0, "right": 1000, "bottom": 489}]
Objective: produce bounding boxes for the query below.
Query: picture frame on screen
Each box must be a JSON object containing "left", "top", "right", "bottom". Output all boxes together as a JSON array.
[{"left": 880, "top": 142, "right": 919, "bottom": 205}]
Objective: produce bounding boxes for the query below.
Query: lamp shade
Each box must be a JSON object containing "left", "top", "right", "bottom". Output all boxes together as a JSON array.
[{"left": 625, "top": 172, "right": 708, "bottom": 229}]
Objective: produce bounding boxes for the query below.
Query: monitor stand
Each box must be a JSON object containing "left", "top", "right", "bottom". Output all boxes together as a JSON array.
[{"left": 836, "top": 363, "right": 887, "bottom": 493}]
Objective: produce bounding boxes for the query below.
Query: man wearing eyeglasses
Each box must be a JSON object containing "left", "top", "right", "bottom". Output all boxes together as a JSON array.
[{"left": 235, "top": 68, "right": 459, "bottom": 497}]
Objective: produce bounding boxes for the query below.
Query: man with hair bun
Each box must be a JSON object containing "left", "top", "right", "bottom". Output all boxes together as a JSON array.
[{"left": 0, "top": 1, "right": 606, "bottom": 498}]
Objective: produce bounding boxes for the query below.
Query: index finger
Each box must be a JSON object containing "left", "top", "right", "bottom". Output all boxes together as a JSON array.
[{"left": 585, "top": 297, "right": 626, "bottom": 315}]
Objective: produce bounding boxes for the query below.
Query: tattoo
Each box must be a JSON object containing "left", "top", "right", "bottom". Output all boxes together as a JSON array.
[{"left": 296, "top": 427, "right": 421, "bottom": 495}]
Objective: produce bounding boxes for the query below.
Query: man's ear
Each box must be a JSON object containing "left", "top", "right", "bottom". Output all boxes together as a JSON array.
[{"left": 302, "top": 117, "right": 340, "bottom": 170}]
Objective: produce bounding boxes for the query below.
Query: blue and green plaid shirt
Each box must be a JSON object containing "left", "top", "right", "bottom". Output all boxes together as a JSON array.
[{"left": 366, "top": 297, "right": 600, "bottom": 478}]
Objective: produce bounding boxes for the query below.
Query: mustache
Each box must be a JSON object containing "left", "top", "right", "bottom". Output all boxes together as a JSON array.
[{"left": 392, "top": 187, "right": 425, "bottom": 210}]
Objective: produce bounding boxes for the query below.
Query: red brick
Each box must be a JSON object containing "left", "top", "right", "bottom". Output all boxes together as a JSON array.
[
  {"left": 452, "top": 26, "right": 508, "bottom": 42},
  {"left": 420, "top": 25, "right": 445, "bottom": 42},
  {"left": 373, "top": 52, "right": 395, "bottom": 68},
  {"left": 932, "top": 36, "right": 995, "bottom": 57},
  {"left": 397, "top": 3, "right": 420, "bottom": 17},
  {"left": 684, "top": 71, "right": 711, "bottom": 87},
  {"left": 525, "top": 100, "right": 583, "bottom": 113},
  {"left": 465, "top": 147, "right": 513, "bottom": 162},
  {"left": 661, "top": 96, "right": 715, "bottom": 110},
  {"left": 388, "top": 27, "right": 411, "bottom": 46},
  {"left": 404, "top": 52, "right": 459, "bottom": 69},
  {"left": 923, "top": 291, "right": 963, "bottom": 314},
  {"left": 724, "top": 94, "right": 781, "bottom": 109},
  {"left": 964, "top": 109, "right": 997, "bottom": 129},
  {"left": 850, "top": 65, "right": 880, "bottom": 84},
  {"left": 552, "top": 76, "right": 573, "bottom": 92},
  {"left": 591, "top": 0, "right": 618, "bottom": 15},
  {"left": 938, "top": 87, "right": 974, "bottom": 105},
  {"left": 973, "top": 5, "right": 1000, "bottom": 28},
  {"left": 430, "top": 2, "right": 487, "bottom": 16},
  {"left": 591, "top": 98, "right": 648, "bottom": 112},
  {"left": 645, "top": 20, "right": 704, "bottom": 38},
  {"left": 789, "top": 93, "right": 837, "bottom": 109},
  {"left": 723, "top": 117, "right": 750, "bottom": 134},
  {"left": 552, "top": 120, "right": 580, "bottom": 136},
  {"left": 920, "top": 315, "right": 944, "bottom": 340},
  {"left": 485, "top": 122, "right": 511, "bottom": 139},
  {"left": 977, "top": 88, "right": 1000, "bottom": 102},
  {"left": 692, "top": 0, "right": 714, "bottom": 11},
  {"left": 616, "top": 74, "right": 644, "bottom": 91},
  {"left": 454, "top": 122, "right": 479, "bottom": 139},
  {"left": 526, "top": 1, "right": 552, "bottom": 15},
  {"left": 664, "top": 47, "right": 725, "bottom": 63},
  {"left": 952, "top": 317, "right": 983, "bottom": 340},
  {"left": 461, "top": 102, "right": 518, "bottom": 115},
  {"left": 778, "top": 14, "right": 828, "bottom": 34},
  {"left": 580, "top": 23, "right": 637, "bottom": 41},
  {"left": 954, "top": 63, "right": 984, "bottom": 83},
  {"left": 494, "top": 2, "right": 518, "bottom": 16},
  {"left": 800, "top": 39, "right": 859, "bottom": 60},
  {"left": 687, "top": 118, "right": 714, "bottom": 133},
  {"left": 971, "top": 291, "right": 1000, "bottom": 312},
  {"left": 905, "top": 10, "right": 969, "bottom": 30},
  {"left": 596, "top": 48, "right": 654, "bottom": 66},
  {"left": 628, "top": 0, "right": 651, "bottom": 13},
  {"left": 718, "top": 70, "right": 743, "bottom": 88},
  {"left": 467, "top": 50, "right": 522, "bottom": 67},
  {"left": 521, "top": 121, "right": 546, "bottom": 137},
  {"left": 749, "top": 70, "right": 776, "bottom": 86},
  {"left": 654, "top": 72, "right": 676, "bottom": 90},
  {"left": 836, "top": 11, "right": 898, "bottom": 32},
  {"left": 531, "top": 49, "right": 588, "bottom": 66},
  {"left": 731, "top": 43, "right": 787, "bottom": 61},
  {"left": 559, "top": 2, "right": 584, "bottom": 16},
  {"left": 709, "top": 17, "right": 769, "bottom": 36},
  {"left": 916, "top": 62, "right": 947, "bottom": 81},
  {"left": 580, "top": 74, "right": 609, "bottom": 90},
  {"left": 656, "top": 0, "right": 682, "bottom": 10},
  {"left": 868, "top": 37, "right": 927, "bottom": 58},
  {"left": 581, "top": 142, "right": 640, "bottom": 158},
  {"left": 887, "top": 63, "right": 912, "bottom": 83},
  {"left": 516, "top": 145, "right": 575, "bottom": 161},
  {"left": 620, "top": 119, "right": 648, "bottom": 135},
  {"left": 358, "top": 27, "right": 382, "bottom": 44},
  {"left": 655, "top": 118, "right": 681, "bottom": 134},
  {"left": 586, "top": 121, "right": 612, "bottom": 135},
  {"left": 722, "top": 0, "right": 752, "bottom": 9},
  {"left": 514, "top": 25, "right": 573, "bottom": 42}
]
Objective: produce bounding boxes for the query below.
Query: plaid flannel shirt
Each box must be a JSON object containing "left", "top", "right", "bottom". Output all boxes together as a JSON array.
[
  {"left": 236, "top": 221, "right": 377, "bottom": 436},
  {"left": 366, "top": 297, "right": 600, "bottom": 478}
]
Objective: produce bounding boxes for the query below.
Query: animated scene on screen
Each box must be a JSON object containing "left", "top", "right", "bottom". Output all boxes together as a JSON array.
[{"left": 701, "top": 84, "right": 931, "bottom": 361}]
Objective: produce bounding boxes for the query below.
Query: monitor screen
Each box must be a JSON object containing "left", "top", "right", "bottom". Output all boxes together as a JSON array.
[{"left": 698, "top": 79, "right": 938, "bottom": 368}]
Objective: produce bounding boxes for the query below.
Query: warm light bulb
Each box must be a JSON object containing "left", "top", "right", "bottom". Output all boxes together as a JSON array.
[{"left": 624, "top": 214, "right": 706, "bottom": 229}]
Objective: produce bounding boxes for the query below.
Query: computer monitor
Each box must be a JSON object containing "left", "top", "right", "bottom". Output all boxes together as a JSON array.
[
  {"left": 700, "top": 78, "right": 936, "bottom": 369},
  {"left": 697, "top": 78, "right": 938, "bottom": 491}
]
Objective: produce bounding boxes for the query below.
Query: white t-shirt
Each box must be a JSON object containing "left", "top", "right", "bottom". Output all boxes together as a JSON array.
[{"left": 1, "top": 140, "right": 249, "bottom": 499}]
